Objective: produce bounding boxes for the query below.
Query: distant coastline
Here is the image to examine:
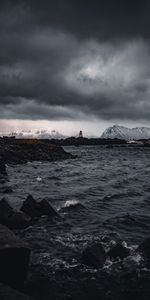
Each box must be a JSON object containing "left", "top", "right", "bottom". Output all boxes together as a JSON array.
[{"left": 1, "top": 136, "right": 150, "bottom": 148}]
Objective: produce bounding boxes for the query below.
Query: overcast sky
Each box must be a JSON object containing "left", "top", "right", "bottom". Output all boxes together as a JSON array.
[{"left": 0, "top": 0, "right": 150, "bottom": 135}]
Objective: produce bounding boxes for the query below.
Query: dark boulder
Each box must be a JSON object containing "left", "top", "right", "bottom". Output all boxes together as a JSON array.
[
  {"left": 82, "top": 243, "right": 106, "bottom": 268},
  {"left": 21, "top": 195, "right": 40, "bottom": 218},
  {"left": 0, "top": 198, "right": 31, "bottom": 229},
  {"left": 0, "top": 282, "right": 34, "bottom": 300},
  {"left": 107, "top": 243, "right": 130, "bottom": 260},
  {"left": 6, "top": 211, "right": 31, "bottom": 230},
  {"left": 0, "top": 198, "right": 13, "bottom": 221},
  {"left": 0, "top": 224, "right": 30, "bottom": 288},
  {"left": 21, "top": 195, "right": 58, "bottom": 219},
  {"left": 137, "top": 238, "right": 150, "bottom": 259},
  {"left": 39, "top": 199, "right": 58, "bottom": 217}
]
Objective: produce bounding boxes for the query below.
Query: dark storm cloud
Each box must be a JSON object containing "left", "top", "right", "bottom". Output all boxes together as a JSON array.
[
  {"left": 1, "top": 0, "right": 149, "bottom": 40},
  {"left": 0, "top": 0, "right": 150, "bottom": 121}
]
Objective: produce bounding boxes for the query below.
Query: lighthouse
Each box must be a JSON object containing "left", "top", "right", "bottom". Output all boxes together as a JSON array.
[{"left": 79, "top": 130, "right": 83, "bottom": 138}]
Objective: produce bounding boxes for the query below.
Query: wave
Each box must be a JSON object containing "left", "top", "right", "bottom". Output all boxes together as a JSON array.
[{"left": 59, "top": 199, "right": 85, "bottom": 212}]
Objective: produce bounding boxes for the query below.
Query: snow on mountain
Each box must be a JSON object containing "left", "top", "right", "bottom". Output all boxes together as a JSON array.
[
  {"left": 101, "top": 125, "right": 150, "bottom": 140},
  {"left": 1, "top": 130, "right": 65, "bottom": 139}
]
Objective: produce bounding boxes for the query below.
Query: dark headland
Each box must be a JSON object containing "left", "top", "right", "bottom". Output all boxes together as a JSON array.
[
  {"left": 0, "top": 137, "right": 74, "bottom": 165},
  {"left": 1, "top": 135, "right": 149, "bottom": 167},
  {"left": 1, "top": 135, "right": 150, "bottom": 150},
  {"left": 1, "top": 135, "right": 150, "bottom": 168}
]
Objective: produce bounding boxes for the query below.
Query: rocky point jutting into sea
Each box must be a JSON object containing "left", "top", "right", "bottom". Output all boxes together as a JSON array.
[
  {"left": 1, "top": 137, "right": 150, "bottom": 299},
  {"left": 0, "top": 137, "right": 74, "bottom": 164}
]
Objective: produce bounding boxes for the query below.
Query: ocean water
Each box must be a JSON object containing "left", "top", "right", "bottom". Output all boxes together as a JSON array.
[{"left": 1, "top": 145, "right": 150, "bottom": 299}]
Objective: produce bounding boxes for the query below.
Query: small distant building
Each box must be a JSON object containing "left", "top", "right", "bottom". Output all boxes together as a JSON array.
[{"left": 79, "top": 130, "right": 83, "bottom": 138}]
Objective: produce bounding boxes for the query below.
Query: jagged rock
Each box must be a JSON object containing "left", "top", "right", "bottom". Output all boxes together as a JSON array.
[
  {"left": 107, "top": 243, "right": 130, "bottom": 260},
  {"left": 0, "top": 198, "right": 31, "bottom": 229},
  {"left": 0, "top": 224, "right": 30, "bottom": 288},
  {"left": 82, "top": 243, "right": 106, "bottom": 268},
  {"left": 0, "top": 282, "right": 34, "bottom": 300},
  {"left": 39, "top": 199, "right": 58, "bottom": 217},
  {"left": 21, "top": 195, "right": 58, "bottom": 219},
  {"left": 21, "top": 195, "right": 40, "bottom": 218},
  {"left": 137, "top": 238, "right": 150, "bottom": 259}
]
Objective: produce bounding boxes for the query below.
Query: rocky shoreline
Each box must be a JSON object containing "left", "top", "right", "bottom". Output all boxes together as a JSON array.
[
  {"left": 0, "top": 138, "right": 74, "bottom": 165},
  {"left": 0, "top": 138, "right": 74, "bottom": 299},
  {"left": 0, "top": 186, "right": 150, "bottom": 299},
  {"left": 1, "top": 140, "right": 150, "bottom": 299},
  {"left": 0, "top": 193, "right": 150, "bottom": 299},
  {"left": 0, "top": 138, "right": 74, "bottom": 192},
  {"left": 0, "top": 194, "right": 61, "bottom": 299}
]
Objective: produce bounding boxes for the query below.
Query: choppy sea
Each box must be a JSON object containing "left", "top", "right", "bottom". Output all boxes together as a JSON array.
[{"left": 1, "top": 145, "right": 150, "bottom": 300}]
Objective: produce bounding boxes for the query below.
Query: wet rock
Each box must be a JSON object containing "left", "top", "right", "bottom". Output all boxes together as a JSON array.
[
  {"left": 39, "top": 199, "right": 58, "bottom": 217},
  {"left": 0, "top": 198, "right": 14, "bottom": 221},
  {"left": 0, "top": 282, "right": 34, "bottom": 300},
  {"left": 21, "top": 195, "right": 58, "bottom": 219},
  {"left": 21, "top": 195, "right": 40, "bottom": 218},
  {"left": 137, "top": 238, "right": 150, "bottom": 259},
  {"left": 6, "top": 211, "right": 31, "bottom": 230},
  {"left": 82, "top": 243, "right": 106, "bottom": 268},
  {"left": 0, "top": 198, "right": 31, "bottom": 229},
  {"left": 121, "top": 255, "right": 141, "bottom": 276},
  {"left": 107, "top": 243, "right": 130, "bottom": 260},
  {"left": 0, "top": 224, "right": 30, "bottom": 288}
]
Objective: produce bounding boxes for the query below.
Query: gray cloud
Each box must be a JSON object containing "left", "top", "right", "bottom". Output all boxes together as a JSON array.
[
  {"left": 0, "top": 1, "right": 150, "bottom": 122},
  {"left": 1, "top": 0, "right": 149, "bottom": 40}
]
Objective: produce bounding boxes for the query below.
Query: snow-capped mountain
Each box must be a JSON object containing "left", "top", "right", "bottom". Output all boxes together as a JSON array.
[
  {"left": 1, "top": 130, "right": 65, "bottom": 139},
  {"left": 101, "top": 125, "right": 150, "bottom": 140}
]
